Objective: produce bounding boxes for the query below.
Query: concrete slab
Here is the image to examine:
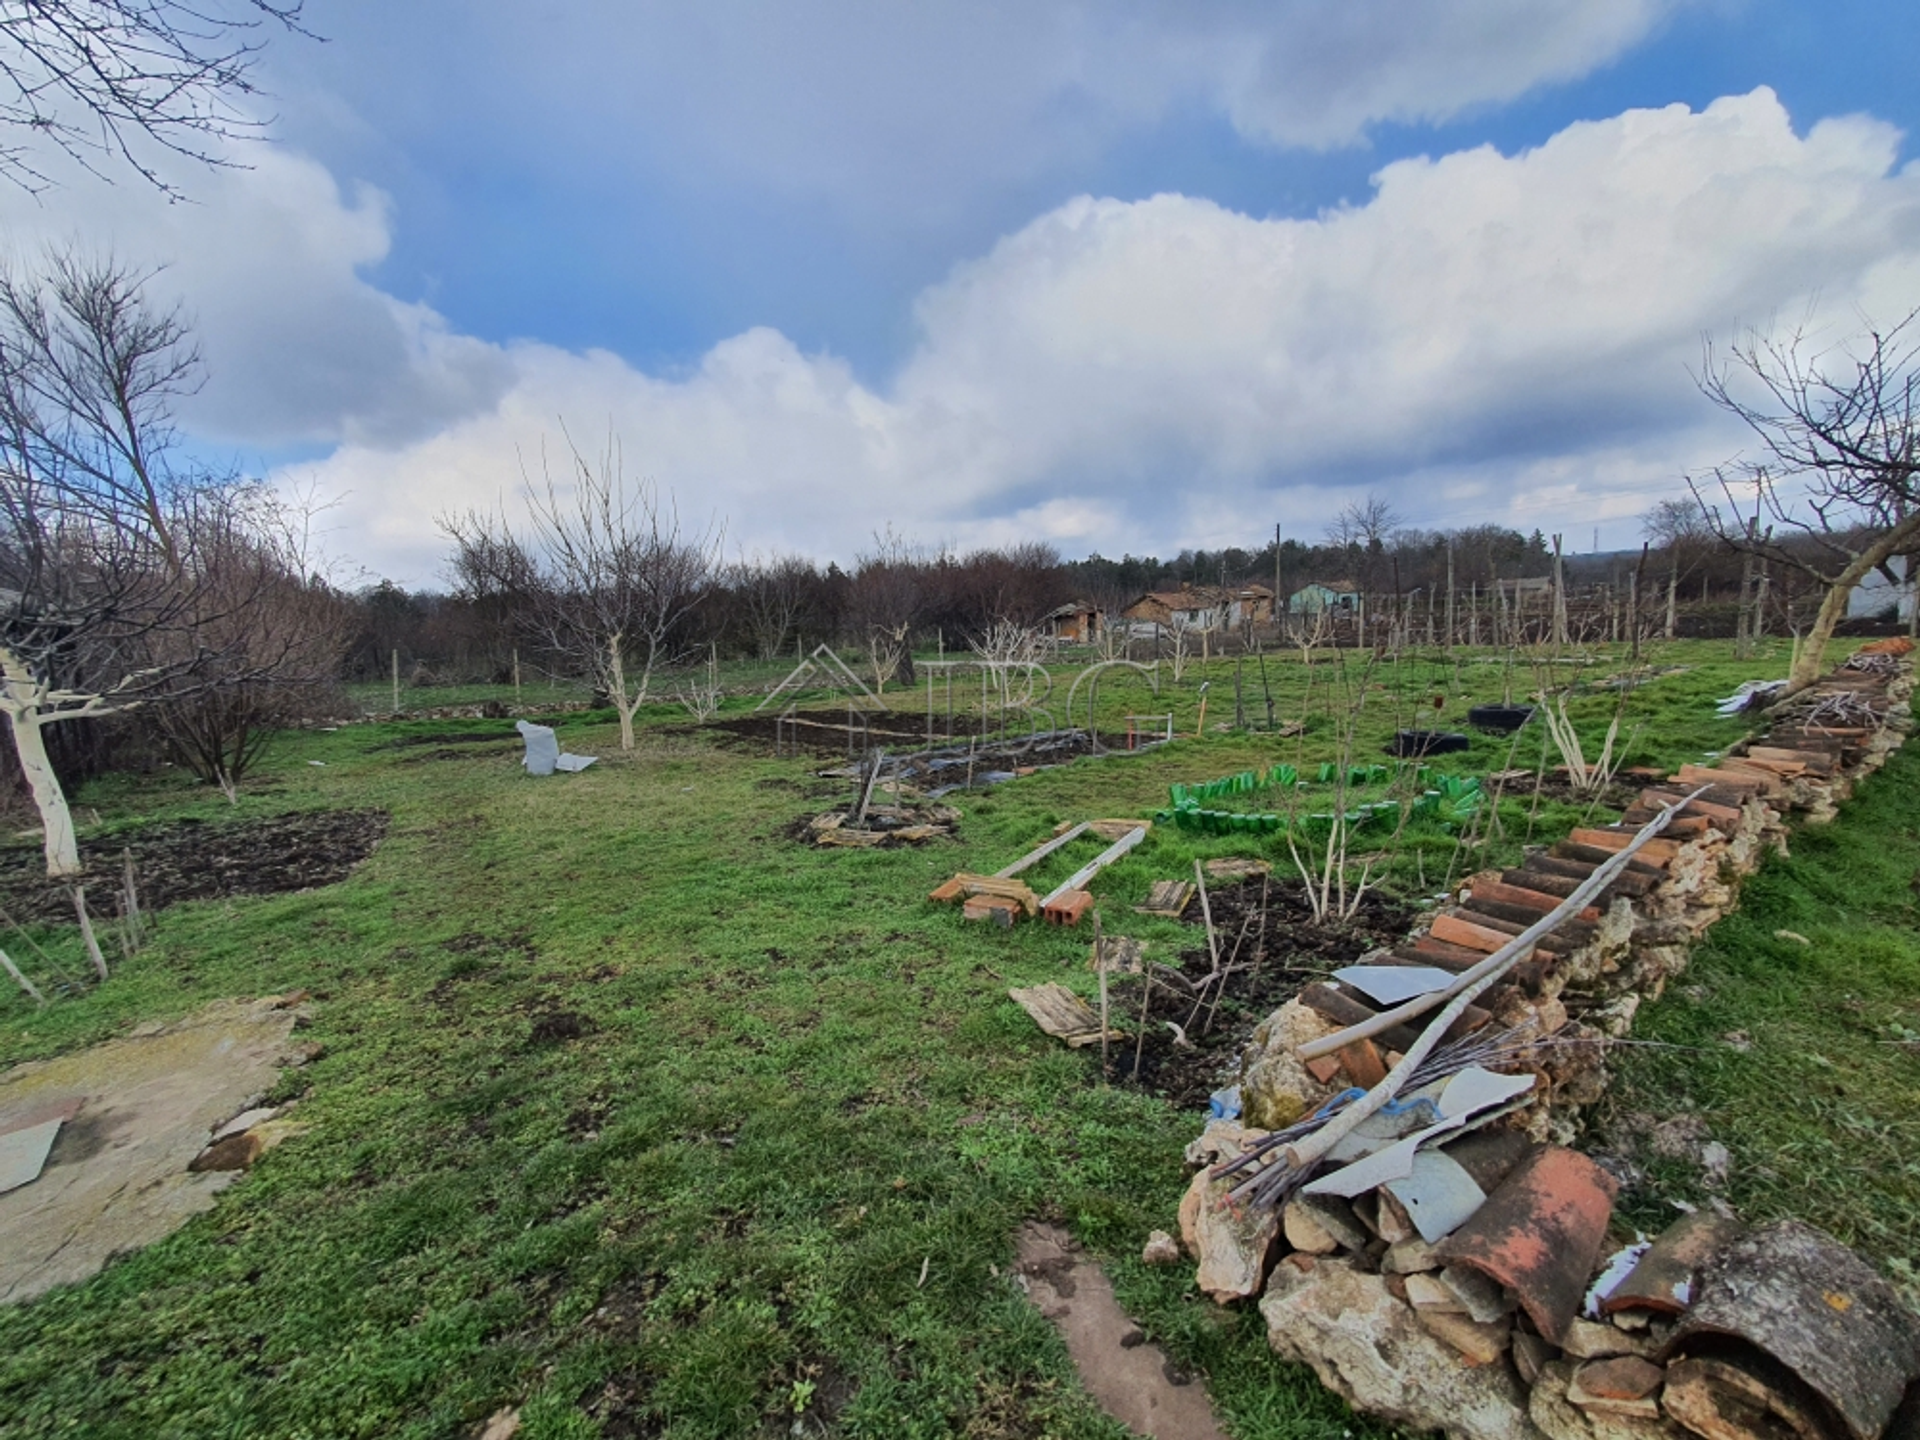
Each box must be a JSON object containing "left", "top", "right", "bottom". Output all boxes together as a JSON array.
[{"left": 0, "top": 995, "right": 307, "bottom": 1306}]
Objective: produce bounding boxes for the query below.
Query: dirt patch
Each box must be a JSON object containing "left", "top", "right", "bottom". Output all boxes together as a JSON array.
[
  {"left": 0, "top": 809, "right": 390, "bottom": 924},
  {"left": 1103, "top": 875, "right": 1419, "bottom": 1108},
  {"left": 0, "top": 994, "right": 312, "bottom": 1305},
  {"left": 1014, "top": 1222, "right": 1229, "bottom": 1440}
]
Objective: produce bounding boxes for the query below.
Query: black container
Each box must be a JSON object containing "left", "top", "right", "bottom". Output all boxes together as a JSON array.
[
  {"left": 1386, "top": 729, "right": 1471, "bottom": 757},
  {"left": 1467, "top": 703, "right": 1536, "bottom": 733}
]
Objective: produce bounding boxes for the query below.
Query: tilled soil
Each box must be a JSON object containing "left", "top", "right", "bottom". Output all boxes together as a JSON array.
[
  {"left": 0, "top": 809, "right": 390, "bottom": 924},
  {"left": 1100, "top": 876, "right": 1419, "bottom": 1110}
]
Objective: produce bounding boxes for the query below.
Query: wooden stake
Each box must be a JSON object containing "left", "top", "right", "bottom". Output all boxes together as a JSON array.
[
  {"left": 73, "top": 886, "right": 108, "bottom": 981},
  {"left": 120, "top": 848, "right": 142, "bottom": 953},
  {"left": 1131, "top": 967, "right": 1154, "bottom": 1079},
  {"left": 391, "top": 648, "right": 401, "bottom": 713},
  {"left": 0, "top": 946, "right": 43, "bottom": 1004},
  {"left": 1094, "top": 910, "right": 1109, "bottom": 1078},
  {"left": 1193, "top": 859, "right": 1220, "bottom": 974}
]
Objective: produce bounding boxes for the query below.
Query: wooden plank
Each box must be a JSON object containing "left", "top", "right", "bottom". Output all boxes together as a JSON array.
[
  {"left": 1040, "top": 826, "right": 1147, "bottom": 907},
  {"left": 995, "top": 822, "right": 1090, "bottom": 878}
]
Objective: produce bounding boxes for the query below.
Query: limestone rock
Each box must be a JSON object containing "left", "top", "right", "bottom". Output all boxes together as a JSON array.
[
  {"left": 1529, "top": 1360, "right": 1668, "bottom": 1440},
  {"left": 1417, "top": 1307, "right": 1512, "bottom": 1366},
  {"left": 1183, "top": 1169, "right": 1279, "bottom": 1302},
  {"left": 1239, "top": 1000, "right": 1340, "bottom": 1130},
  {"left": 1560, "top": 1318, "right": 1652, "bottom": 1361},
  {"left": 1184, "top": 1117, "right": 1263, "bottom": 1168},
  {"left": 1567, "top": 1356, "right": 1662, "bottom": 1419},
  {"left": 1282, "top": 1200, "right": 1340, "bottom": 1255},
  {"left": 1260, "top": 1254, "right": 1539, "bottom": 1440},
  {"left": 188, "top": 1118, "right": 308, "bottom": 1173},
  {"left": 1141, "top": 1230, "right": 1182, "bottom": 1267},
  {"left": 1383, "top": 1236, "right": 1442, "bottom": 1273}
]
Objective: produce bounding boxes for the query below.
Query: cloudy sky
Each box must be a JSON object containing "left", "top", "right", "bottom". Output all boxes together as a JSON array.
[{"left": 6, "top": 1, "right": 1920, "bottom": 584}]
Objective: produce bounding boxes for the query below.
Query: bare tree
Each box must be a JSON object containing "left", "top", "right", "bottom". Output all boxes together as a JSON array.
[
  {"left": 1326, "top": 492, "right": 1401, "bottom": 599},
  {"left": 0, "top": 1, "right": 310, "bottom": 194},
  {"left": 149, "top": 483, "right": 352, "bottom": 796},
  {"left": 728, "top": 551, "right": 813, "bottom": 660},
  {"left": 444, "top": 431, "right": 722, "bottom": 751},
  {"left": 1642, "top": 497, "right": 1713, "bottom": 639},
  {"left": 848, "top": 526, "right": 924, "bottom": 691},
  {"left": 0, "top": 251, "right": 215, "bottom": 875},
  {"left": 1695, "top": 315, "right": 1920, "bottom": 691}
]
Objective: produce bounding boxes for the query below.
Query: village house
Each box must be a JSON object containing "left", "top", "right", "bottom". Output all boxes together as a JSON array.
[
  {"left": 1121, "top": 582, "right": 1274, "bottom": 631},
  {"left": 1285, "top": 580, "right": 1357, "bottom": 614},
  {"left": 1042, "top": 600, "right": 1104, "bottom": 643}
]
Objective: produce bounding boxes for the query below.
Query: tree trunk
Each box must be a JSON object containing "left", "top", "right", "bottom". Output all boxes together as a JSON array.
[
  {"left": 4, "top": 704, "right": 81, "bottom": 878},
  {"left": 607, "top": 634, "right": 636, "bottom": 750},
  {"left": 1786, "top": 516, "right": 1920, "bottom": 692},
  {"left": 1665, "top": 562, "right": 1678, "bottom": 639}
]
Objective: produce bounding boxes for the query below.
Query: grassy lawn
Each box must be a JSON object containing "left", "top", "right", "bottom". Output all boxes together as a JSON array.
[
  {"left": 0, "top": 637, "right": 1893, "bottom": 1439},
  {"left": 1602, "top": 731, "right": 1920, "bottom": 1290}
]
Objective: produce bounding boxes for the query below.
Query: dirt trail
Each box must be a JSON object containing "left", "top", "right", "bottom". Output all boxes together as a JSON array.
[{"left": 1014, "top": 1223, "right": 1230, "bottom": 1440}]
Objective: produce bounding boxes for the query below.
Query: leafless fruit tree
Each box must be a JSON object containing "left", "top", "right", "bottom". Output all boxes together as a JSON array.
[
  {"left": 0, "top": 251, "right": 212, "bottom": 874},
  {"left": 1694, "top": 314, "right": 1920, "bottom": 692},
  {"left": 444, "top": 431, "right": 722, "bottom": 751}
]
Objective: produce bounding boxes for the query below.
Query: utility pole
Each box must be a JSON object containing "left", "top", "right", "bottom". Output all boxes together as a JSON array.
[
  {"left": 1273, "top": 522, "right": 1284, "bottom": 638},
  {"left": 1551, "top": 535, "right": 1569, "bottom": 647}
]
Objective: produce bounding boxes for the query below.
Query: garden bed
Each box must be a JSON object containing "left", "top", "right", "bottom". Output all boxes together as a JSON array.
[{"left": 0, "top": 809, "right": 390, "bottom": 923}]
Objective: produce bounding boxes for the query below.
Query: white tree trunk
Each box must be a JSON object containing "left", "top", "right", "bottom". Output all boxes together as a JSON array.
[
  {"left": 607, "top": 634, "right": 636, "bottom": 750},
  {"left": 1787, "top": 515, "right": 1920, "bottom": 693},
  {"left": 4, "top": 704, "right": 80, "bottom": 878}
]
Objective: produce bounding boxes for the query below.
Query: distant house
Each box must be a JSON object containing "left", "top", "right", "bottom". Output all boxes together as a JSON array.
[
  {"left": 1121, "top": 583, "right": 1274, "bottom": 630},
  {"left": 1492, "top": 576, "right": 1554, "bottom": 601},
  {"left": 1043, "top": 601, "right": 1104, "bottom": 643},
  {"left": 1287, "top": 580, "right": 1357, "bottom": 614}
]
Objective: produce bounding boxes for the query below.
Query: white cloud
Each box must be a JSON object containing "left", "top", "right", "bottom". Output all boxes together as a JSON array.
[
  {"left": 270, "top": 88, "right": 1920, "bottom": 582},
  {"left": 7, "top": 84, "right": 1916, "bottom": 583},
  {"left": 0, "top": 146, "right": 513, "bottom": 449}
]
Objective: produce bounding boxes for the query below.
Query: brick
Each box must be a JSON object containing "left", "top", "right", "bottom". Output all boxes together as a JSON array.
[
  {"left": 1337, "top": 1038, "right": 1387, "bottom": 1088},
  {"left": 1303, "top": 1054, "right": 1344, "bottom": 1085},
  {"left": 962, "top": 895, "right": 1020, "bottom": 926},
  {"left": 1042, "top": 889, "right": 1093, "bottom": 926}
]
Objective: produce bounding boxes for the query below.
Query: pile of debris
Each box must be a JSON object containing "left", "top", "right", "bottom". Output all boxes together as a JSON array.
[
  {"left": 1168, "top": 654, "right": 1920, "bottom": 1440},
  {"left": 933, "top": 820, "right": 1148, "bottom": 925},
  {"left": 804, "top": 747, "right": 962, "bottom": 847}
]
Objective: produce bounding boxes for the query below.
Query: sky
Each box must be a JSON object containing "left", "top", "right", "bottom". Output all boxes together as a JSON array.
[{"left": 5, "top": 0, "right": 1920, "bottom": 586}]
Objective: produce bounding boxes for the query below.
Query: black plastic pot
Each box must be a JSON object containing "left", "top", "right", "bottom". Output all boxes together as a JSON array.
[
  {"left": 1467, "top": 703, "right": 1536, "bottom": 733},
  {"left": 1386, "top": 729, "right": 1471, "bottom": 758}
]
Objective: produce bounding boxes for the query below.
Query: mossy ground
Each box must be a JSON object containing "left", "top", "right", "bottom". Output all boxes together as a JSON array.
[{"left": 0, "top": 637, "right": 1904, "bottom": 1438}]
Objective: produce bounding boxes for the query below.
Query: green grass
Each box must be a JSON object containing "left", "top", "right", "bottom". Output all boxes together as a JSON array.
[
  {"left": 1601, "top": 734, "right": 1920, "bottom": 1293},
  {"left": 0, "top": 637, "right": 1878, "bottom": 1439}
]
